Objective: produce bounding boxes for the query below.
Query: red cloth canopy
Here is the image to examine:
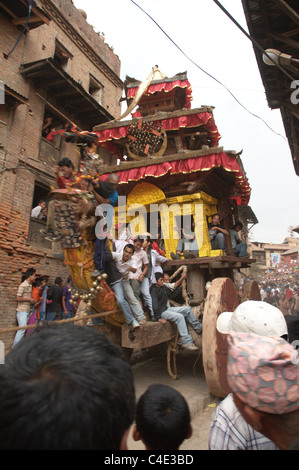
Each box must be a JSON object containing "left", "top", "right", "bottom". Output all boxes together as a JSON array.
[
  {"left": 92, "top": 111, "right": 221, "bottom": 147},
  {"left": 100, "top": 151, "right": 251, "bottom": 204},
  {"left": 127, "top": 78, "right": 193, "bottom": 109}
]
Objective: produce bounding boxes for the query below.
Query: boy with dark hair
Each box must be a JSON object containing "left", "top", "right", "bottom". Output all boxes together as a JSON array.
[
  {"left": 31, "top": 200, "right": 46, "bottom": 219},
  {"left": 0, "top": 325, "right": 136, "bottom": 450},
  {"left": 133, "top": 383, "right": 192, "bottom": 450},
  {"left": 150, "top": 273, "right": 202, "bottom": 350}
]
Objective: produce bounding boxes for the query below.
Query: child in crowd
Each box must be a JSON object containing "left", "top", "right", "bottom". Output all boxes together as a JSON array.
[{"left": 133, "top": 383, "right": 192, "bottom": 450}]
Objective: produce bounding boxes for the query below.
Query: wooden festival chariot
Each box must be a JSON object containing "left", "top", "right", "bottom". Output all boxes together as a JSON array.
[{"left": 52, "top": 67, "right": 260, "bottom": 397}]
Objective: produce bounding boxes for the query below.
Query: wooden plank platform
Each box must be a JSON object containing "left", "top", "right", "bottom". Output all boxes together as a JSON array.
[
  {"left": 163, "top": 256, "right": 256, "bottom": 270},
  {"left": 121, "top": 321, "right": 177, "bottom": 349}
]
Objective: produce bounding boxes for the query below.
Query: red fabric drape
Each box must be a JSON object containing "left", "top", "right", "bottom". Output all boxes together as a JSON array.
[
  {"left": 52, "top": 111, "right": 221, "bottom": 155},
  {"left": 127, "top": 79, "right": 193, "bottom": 109},
  {"left": 100, "top": 152, "right": 251, "bottom": 204},
  {"left": 92, "top": 112, "right": 221, "bottom": 146}
]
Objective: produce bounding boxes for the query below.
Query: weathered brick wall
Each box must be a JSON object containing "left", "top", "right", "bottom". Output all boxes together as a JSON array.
[
  {"left": 0, "top": 0, "right": 123, "bottom": 350},
  {"left": 1, "top": 17, "right": 30, "bottom": 99},
  {"left": 24, "top": 0, "right": 123, "bottom": 119}
]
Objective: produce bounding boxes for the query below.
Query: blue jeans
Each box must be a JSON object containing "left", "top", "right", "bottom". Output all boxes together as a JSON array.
[
  {"left": 111, "top": 280, "right": 136, "bottom": 324},
  {"left": 211, "top": 232, "right": 226, "bottom": 251},
  {"left": 94, "top": 237, "right": 106, "bottom": 271},
  {"left": 13, "top": 311, "right": 29, "bottom": 347},
  {"left": 123, "top": 280, "right": 146, "bottom": 321},
  {"left": 47, "top": 311, "right": 59, "bottom": 321},
  {"left": 233, "top": 242, "right": 247, "bottom": 257},
  {"left": 140, "top": 277, "right": 154, "bottom": 317},
  {"left": 161, "top": 306, "right": 202, "bottom": 345},
  {"left": 62, "top": 310, "right": 73, "bottom": 319}
]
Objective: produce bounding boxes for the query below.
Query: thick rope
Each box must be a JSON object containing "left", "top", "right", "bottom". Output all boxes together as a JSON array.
[
  {"left": 169, "top": 264, "right": 189, "bottom": 305},
  {"left": 0, "top": 308, "right": 122, "bottom": 335}
]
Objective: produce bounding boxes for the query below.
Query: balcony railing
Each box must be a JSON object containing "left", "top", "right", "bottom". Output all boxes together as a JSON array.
[
  {"left": 39, "top": 137, "right": 61, "bottom": 165},
  {"left": 28, "top": 217, "right": 52, "bottom": 249}
]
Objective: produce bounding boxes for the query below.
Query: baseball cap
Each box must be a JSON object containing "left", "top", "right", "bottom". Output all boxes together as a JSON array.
[
  {"left": 227, "top": 331, "right": 299, "bottom": 414},
  {"left": 216, "top": 300, "right": 288, "bottom": 337}
]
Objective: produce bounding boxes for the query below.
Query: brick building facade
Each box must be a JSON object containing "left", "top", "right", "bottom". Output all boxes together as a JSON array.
[{"left": 0, "top": 0, "right": 123, "bottom": 348}]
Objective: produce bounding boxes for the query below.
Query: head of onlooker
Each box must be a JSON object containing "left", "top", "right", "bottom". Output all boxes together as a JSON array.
[
  {"left": 21, "top": 268, "right": 36, "bottom": 284},
  {"left": 122, "top": 243, "right": 134, "bottom": 262},
  {"left": 133, "top": 383, "right": 192, "bottom": 450},
  {"left": 57, "top": 157, "right": 74, "bottom": 179},
  {"left": 54, "top": 277, "right": 63, "bottom": 286},
  {"left": 133, "top": 236, "right": 144, "bottom": 251},
  {"left": 155, "top": 272, "right": 164, "bottom": 288},
  {"left": 232, "top": 222, "right": 243, "bottom": 232},
  {"left": 227, "top": 331, "right": 299, "bottom": 450},
  {"left": 0, "top": 325, "right": 135, "bottom": 450},
  {"left": 106, "top": 173, "right": 119, "bottom": 192},
  {"left": 217, "top": 300, "right": 288, "bottom": 340}
]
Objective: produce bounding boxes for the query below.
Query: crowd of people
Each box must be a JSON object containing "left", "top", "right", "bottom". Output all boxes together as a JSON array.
[
  {"left": 1, "top": 305, "right": 298, "bottom": 450},
  {"left": 34, "top": 156, "right": 203, "bottom": 350},
  {"left": 13, "top": 270, "right": 74, "bottom": 348},
  {"left": 260, "top": 281, "right": 299, "bottom": 315},
  {"left": 7, "top": 157, "right": 297, "bottom": 450}
]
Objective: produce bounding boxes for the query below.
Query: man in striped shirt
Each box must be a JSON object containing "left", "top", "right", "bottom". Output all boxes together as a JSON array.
[{"left": 13, "top": 268, "right": 36, "bottom": 348}]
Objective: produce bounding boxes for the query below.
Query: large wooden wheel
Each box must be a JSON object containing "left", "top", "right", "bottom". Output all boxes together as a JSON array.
[
  {"left": 241, "top": 280, "right": 261, "bottom": 302},
  {"left": 202, "top": 277, "right": 239, "bottom": 398}
]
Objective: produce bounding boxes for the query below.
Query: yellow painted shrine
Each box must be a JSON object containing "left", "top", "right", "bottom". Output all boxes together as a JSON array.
[{"left": 113, "top": 181, "right": 223, "bottom": 258}]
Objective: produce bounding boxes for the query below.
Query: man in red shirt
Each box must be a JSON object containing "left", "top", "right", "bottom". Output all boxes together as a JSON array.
[{"left": 285, "top": 285, "right": 294, "bottom": 301}]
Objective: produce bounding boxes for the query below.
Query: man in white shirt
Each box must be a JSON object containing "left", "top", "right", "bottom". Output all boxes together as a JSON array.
[
  {"left": 113, "top": 223, "right": 134, "bottom": 253},
  {"left": 129, "top": 237, "right": 149, "bottom": 305},
  {"left": 112, "top": 244, "right": 146, "bottom": 324}
]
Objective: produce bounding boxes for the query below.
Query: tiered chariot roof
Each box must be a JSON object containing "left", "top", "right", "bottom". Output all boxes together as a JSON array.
[{"left": 60, "top": 67, "right": 251, "bottom": 205}]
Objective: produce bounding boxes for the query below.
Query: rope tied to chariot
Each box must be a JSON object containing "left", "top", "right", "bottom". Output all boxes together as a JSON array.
[{"left": 169, "top": 264, "right": 189, "bottom": 305}]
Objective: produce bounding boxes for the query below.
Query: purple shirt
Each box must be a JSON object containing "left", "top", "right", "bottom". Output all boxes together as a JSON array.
[{"left": 62, "top": 286, "right": 73, "bottom": 312}]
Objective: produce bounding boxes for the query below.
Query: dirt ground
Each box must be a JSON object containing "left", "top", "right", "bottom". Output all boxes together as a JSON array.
[{"left": 126, "top": 347, "right": 222, "bottom": 451}]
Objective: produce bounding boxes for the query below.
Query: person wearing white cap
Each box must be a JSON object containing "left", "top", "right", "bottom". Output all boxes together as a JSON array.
[
  {"left": 216, "top": 300, "right": 288, "bottom": 338},
  {"left": 209, "top": 300, "right": 288, "bottom": 450}
]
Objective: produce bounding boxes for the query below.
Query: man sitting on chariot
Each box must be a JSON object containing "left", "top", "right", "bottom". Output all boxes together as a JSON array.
[
  {"left": 208, "top": 213, "right": 228, "bottom": 252},
  {"left": 150, "top": 273, "right": 202, "bottom": 351},
  {"left": 170, "top": 219, "right": 198, "bottom": 260}
]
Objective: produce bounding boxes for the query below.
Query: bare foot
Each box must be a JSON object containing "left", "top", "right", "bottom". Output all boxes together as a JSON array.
[{"left": 159, "top": 319, "right": 167, "bottom": 324}]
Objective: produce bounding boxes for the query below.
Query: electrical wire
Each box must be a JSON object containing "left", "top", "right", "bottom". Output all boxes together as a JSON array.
[
  {"left": 3, "top": 5, "right": 33, "bottom": 59},
  {"left": 213, "top": 0, "right": 296, "bottom": 83},
  {"left": 129, "top": 0, "right": 287, "bottom": 141}
]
